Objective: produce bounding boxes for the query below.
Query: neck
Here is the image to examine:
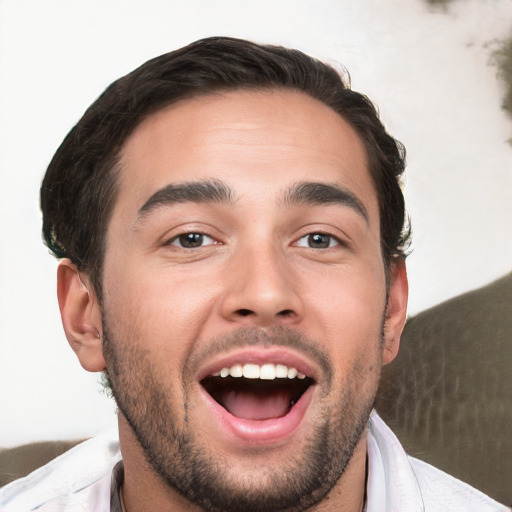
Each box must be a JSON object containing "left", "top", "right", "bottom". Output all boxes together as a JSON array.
[
  {"left": 118, "top": 413, "right": 368, "bottom": 512},
  {"left": 118, "top": 413, "right": 203, "bottom": 512}
]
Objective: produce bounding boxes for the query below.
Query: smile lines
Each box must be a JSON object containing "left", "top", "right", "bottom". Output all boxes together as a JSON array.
[{"left": 213, "top": 363, "right": 307, "bottom": 381}]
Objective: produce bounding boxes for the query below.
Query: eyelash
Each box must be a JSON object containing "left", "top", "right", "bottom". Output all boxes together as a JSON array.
[
  {"left": 165, "top": 230, "right": 344, "bottom": 251},
  {"left": 167, "top": 232, "right": 218, "bottom": 249},
  {"left": 294, "top": 232, "right": 343, "bottom": 249}
]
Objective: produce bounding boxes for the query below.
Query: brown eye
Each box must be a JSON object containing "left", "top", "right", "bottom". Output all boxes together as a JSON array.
[
  {"left": 309, "top": 234, "right": 330, "bottom": 248},
  {"left": 169, "top": 233, "right": 214, "bottom": 248}
]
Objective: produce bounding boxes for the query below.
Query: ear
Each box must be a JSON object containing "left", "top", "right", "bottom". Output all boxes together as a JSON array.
[
  {"left": 382, "top": 257, "right": 408, "bottom": 365},
  {"left": 57, "top": 259, "right": 106, "bottom": 372}
]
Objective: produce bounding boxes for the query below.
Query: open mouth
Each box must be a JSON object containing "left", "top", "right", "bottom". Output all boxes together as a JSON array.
[{"left": 201, "top": 363, "right": 315, "bottom": 421}]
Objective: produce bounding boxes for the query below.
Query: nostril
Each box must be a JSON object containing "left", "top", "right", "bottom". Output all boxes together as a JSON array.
[{"left": 235, "top": 309, "right": 295, "bottom": 318}]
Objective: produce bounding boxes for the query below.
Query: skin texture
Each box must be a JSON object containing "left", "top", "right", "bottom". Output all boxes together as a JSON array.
[{"left": 57, "top": 89, "right": 408, "bottom": 512}]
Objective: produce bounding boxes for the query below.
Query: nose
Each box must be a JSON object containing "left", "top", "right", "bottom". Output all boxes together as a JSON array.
[{"left": 220, "top": 242, "right": 304, "bottom": 327}]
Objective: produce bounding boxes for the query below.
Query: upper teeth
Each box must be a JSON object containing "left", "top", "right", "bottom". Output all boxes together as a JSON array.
[{"left": 214, "top": 363, "right": 307, "bottom": 380}]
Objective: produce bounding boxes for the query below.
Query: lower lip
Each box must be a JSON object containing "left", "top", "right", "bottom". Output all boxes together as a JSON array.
[{"left": 200, "top": 385, "right": 315, "bottom": 445}]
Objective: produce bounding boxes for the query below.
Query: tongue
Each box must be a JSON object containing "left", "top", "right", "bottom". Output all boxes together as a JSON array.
[{"left": 221, "top": 388, "right": 292, "bottom": 420}]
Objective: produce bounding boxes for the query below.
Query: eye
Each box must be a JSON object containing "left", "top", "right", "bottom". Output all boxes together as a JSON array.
[
  {"left": 295, "top": 233, "right": 341, "bottom": 249},
  {"left": 168, "top": 232, "right": 216, "bottom": 249}
]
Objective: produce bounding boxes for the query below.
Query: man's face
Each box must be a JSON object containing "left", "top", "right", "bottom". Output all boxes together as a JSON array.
[{"left": 100, "top": 89, "right": 406, "bottom": 511}]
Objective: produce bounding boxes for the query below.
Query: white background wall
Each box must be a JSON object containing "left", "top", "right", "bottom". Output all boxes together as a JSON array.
[{"left": 1, "top": 0, "right": 511, "bottom": 448}]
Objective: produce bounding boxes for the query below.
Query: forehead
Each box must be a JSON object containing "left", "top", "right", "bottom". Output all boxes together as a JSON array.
[{"left": 115, "top": 89, "right": 377, "bottom": 222}]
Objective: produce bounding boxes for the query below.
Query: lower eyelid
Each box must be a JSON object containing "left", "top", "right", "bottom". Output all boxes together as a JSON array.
[
  {"left": 295, "top": 234, "right": 343, "bottom": 248},
  {"left": 167, "top": 233, "right": 217, "bottom": 248}
]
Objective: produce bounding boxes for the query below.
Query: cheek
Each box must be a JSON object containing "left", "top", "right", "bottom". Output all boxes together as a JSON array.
[
  {"left": 302, "top": 264, "right": 386, "bottom": 367},
  {"left": 103, "top": 263, "right": 219, "bottom": 359}
]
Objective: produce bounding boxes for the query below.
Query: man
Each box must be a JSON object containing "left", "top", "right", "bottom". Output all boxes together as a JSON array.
[{"left": 0, "top": 37, "right": 508, "bottom": 512}]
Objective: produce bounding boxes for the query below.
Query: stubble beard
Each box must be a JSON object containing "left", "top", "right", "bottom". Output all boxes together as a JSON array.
[{"left": 102, "top": 322, "right": 382, "bottom": 512}]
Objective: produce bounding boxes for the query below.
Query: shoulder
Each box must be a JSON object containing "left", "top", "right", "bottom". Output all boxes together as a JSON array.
[
  {"left": 367, "top": 412, "right": 510, "bottom": 512},
  {"left": 0, "top": 429, "right": 120, "bottom": 512},
  {"left": 408, "top": 456, "right": 511, "bottom": 512}
]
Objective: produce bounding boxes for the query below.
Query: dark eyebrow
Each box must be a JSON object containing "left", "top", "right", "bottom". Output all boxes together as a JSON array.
[
  {"left": 284, "top": 182, "right": 369, "bottom": 223},
  {"left": 136, "top": 179, "right": 234, "bottom": 221}
]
